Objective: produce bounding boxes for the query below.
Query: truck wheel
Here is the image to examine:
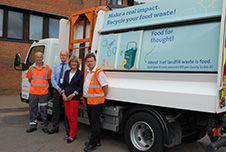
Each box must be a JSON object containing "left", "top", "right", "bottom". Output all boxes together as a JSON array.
[{"left": 124, "top": 112, "right": 165, "bottom": 152}]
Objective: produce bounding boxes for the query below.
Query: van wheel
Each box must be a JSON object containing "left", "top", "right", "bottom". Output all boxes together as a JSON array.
[{"left": 124, "top": 112, "right": 165, "bottom": 152}]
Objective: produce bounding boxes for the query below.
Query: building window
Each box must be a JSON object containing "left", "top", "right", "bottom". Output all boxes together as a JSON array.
[
  {"left": 8, "top": 11, "right": 23, "bottom": 39},
  {"left": 29, "top": 15, "right": 43, "bottom": 40},
  {"left": 0, "top": 9, "right": 3, "bottom": 37},
  {"left": 49, "top": 18, "right": 59, "bottom": 38},
  {"left": 109, "top": 0, "right": 122, "bottom": 5},
  {"left": 0, "top": 4, "right": 66, "bottom": 42}
]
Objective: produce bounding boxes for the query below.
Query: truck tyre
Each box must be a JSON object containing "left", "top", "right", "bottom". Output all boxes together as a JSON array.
[{"left": 124, "top": 112, "right": 165, "bottom": 152}]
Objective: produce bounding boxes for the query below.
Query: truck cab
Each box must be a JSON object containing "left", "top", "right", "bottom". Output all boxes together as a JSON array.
[{"left": 15, "top": 38, "right": 59, "bottom": 102}]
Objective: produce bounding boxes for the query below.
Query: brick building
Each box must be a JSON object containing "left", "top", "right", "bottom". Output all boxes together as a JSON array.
[{"left": 0, "top": 0, "right": 133, "bottom": 95}]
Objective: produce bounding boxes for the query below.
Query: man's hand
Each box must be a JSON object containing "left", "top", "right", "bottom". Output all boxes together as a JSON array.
[{"left": 57, "top": 88, "right": 62, "bottom": 94}]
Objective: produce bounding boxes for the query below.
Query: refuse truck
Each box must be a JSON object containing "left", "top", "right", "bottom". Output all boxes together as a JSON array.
[{"left": 14, "top": 0, "right": 226, "bottom": 151}]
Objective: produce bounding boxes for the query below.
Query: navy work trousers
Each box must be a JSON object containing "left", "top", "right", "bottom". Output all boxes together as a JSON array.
[{"left": 29, "top": 94, "right": 48, "bottom": 129}]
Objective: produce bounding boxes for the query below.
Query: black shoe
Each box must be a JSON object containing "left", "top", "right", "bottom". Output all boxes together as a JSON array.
[
  {"left": 26, "top": 127, "right": 37, "bottom": 133},
  {"left": 67, "top": 137, "right": 74, "bottom": 144},
  {"left": 85, "top": 141, "right": 101, "bottom": 147},
  {"left": 67, "top": 136, "right": 76, "bottom": 144},
  {"left": 42, "top": 128, "right": 49, "bottom": 134},
  {"left": 48, "top": 128, "right": 59, "bottom": 134},
  {"left": 83, "top": 144, "right": 97, "bottom": 152}
]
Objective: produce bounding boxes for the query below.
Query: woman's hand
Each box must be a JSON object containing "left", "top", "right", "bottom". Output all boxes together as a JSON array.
[
  {"left": 67, "top": 93, "right": 75, "bottom": 101},
  {"left": 62, "top": 93, "right": 68, "bottom": 101}
]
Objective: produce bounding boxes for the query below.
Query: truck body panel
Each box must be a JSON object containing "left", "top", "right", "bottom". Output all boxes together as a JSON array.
[
  {"left": 106, "top": 72, "right": 218, "bottom": 113},
  {"left": 91, "top": 0, "right": 226, "bottom": 113}
]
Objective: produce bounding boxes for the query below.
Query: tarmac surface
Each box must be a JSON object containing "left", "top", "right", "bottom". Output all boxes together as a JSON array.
[
  {"left": 0, "top": 95, "right": 29, "bottom": 109},
  {"left": 0, "top": 95, "right": 226, "bottom": 152},
  {"left": 0, "top": 95, "right": 29, "bottom": 118},
  {"left": 0, "top": 95, "right": 129, "bottom": 152}
]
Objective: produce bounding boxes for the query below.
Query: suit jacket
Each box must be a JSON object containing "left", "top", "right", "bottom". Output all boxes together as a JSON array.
[{"left": 61, "top": 69, "right": 84, "bottom": 100}]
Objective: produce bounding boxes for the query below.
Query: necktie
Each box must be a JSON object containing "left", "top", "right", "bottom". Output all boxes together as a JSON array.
[{"left": 58, "top": 62, "right": 65, "bottom": 86}]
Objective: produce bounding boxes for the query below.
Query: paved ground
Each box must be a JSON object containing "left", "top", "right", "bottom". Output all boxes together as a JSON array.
[
  {"left": 0, "top": 95, "right": 226, "bottom": 152},
  {"left": 0, "top": 95, "right": 29, "bottom": 109}
]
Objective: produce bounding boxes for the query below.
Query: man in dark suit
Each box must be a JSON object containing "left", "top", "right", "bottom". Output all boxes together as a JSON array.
[{"left": 49, "top": 50, "right": 70, "bottom": 135}]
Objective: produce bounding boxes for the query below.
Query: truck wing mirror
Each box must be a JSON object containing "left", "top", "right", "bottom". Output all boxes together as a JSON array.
[
  {"left": 14, "top": 53, "right": 21, "bottom": 67},
  {"left": 14, "top": 53, "right": 27, "bottom": 71}
]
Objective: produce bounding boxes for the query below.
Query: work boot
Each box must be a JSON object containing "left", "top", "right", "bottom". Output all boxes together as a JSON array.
[
  {"left": 84, "top": 141, "right": 101, "bottom": 147},
  {"left": 42, "top": 128, "right": 49, "bottom": 134},
  {"left": 26, "top": 127, "right": 37, "bottom": 133},
  {"left": 83, "top": 144, "right": 97, "bottom": 152}
]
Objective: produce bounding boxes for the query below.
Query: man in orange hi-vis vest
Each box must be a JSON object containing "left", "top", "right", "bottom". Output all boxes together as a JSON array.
[
  {"left": 83, "top": 53, "right": 108, "bottom": 152},
  {"left": 26, "top": 51, "right": 52, "bottom": 134}
]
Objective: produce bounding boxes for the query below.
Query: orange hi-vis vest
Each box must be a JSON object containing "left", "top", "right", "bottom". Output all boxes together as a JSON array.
[
  {"left": 83, "top": 67, "right": 106, "bottom": 105},
  {"left": 27, "top": 64, "right": 51, "bottom": 95}
]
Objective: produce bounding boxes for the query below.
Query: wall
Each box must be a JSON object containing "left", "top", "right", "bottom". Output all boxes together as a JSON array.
[
  {"left": 0, "top": 41, "right": 30, "bottom": 94},
  {"left": 1, "top": 0, "right": 97, "bottom": 16}
]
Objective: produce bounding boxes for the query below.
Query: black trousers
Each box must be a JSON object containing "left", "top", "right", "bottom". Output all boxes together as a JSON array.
[
  {"left": 86, "top": 102, "right": 103, "bottom": 145},
  {"left": 52, "top": 89, "right": 70, "bottom": 135}
]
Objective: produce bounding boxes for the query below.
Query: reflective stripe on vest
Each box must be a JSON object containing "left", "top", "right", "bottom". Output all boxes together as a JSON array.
[
  {"left": 30, "top": 65, "right": 49, "bottom": 87},
  {"left": 30, "top": 84, "right": 49, "bottom": 87},
  {"left": 87, "top": 93, "right": 105, "bottom": 97}
]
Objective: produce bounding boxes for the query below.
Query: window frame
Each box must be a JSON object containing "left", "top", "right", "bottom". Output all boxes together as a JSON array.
[
  {"left": 109, "top": 0, "right": 123, "bottom": 5},
  {"left": 7, "top": 10, "right": 24, "bottom": 40},
  {"left": 49, "top": 18, "right": 60, "bottom": 38},
  {"left": 0, "top": 9, "right": 3, "bottom": 37},
  {"left": 29, "top": 14, "right": 44, "bottom": 40}
]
